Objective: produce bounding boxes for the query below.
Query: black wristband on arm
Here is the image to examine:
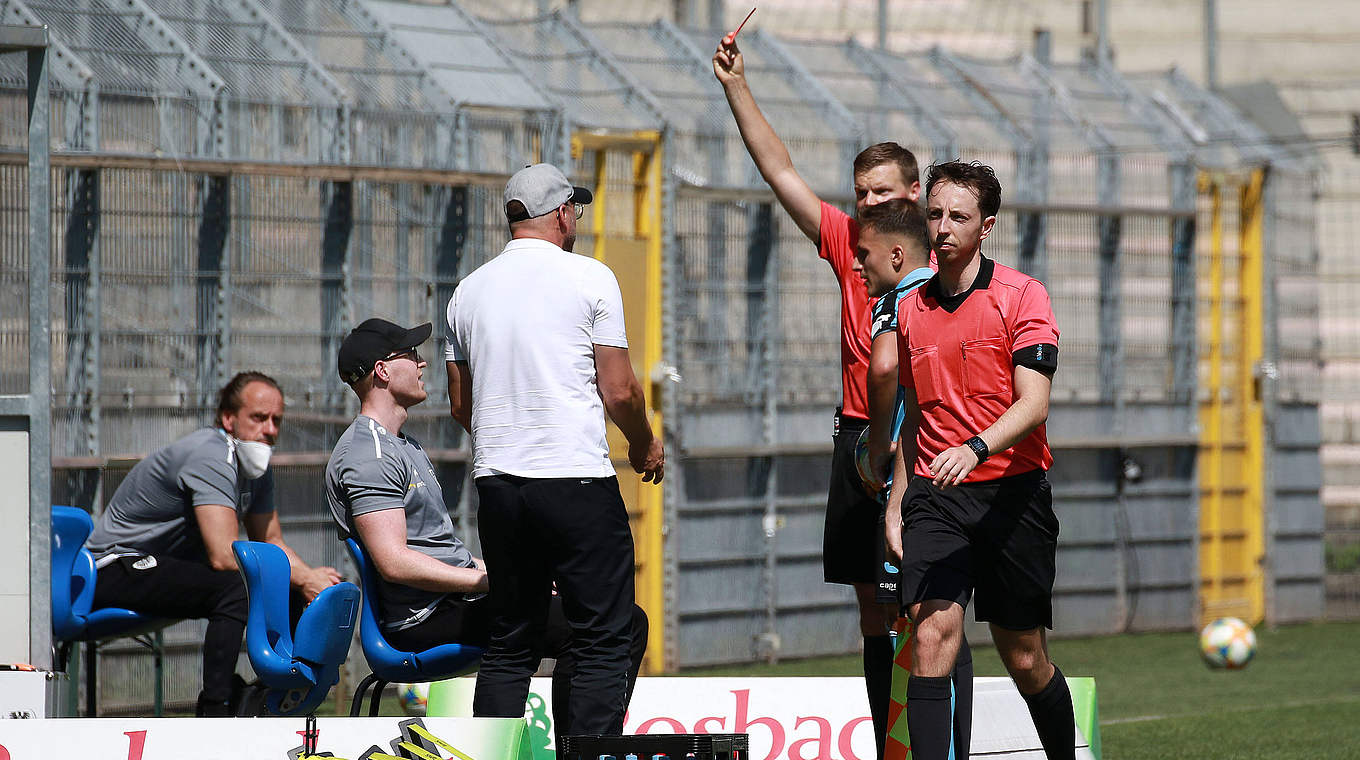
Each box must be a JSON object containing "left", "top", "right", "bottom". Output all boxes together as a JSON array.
[{"left": 1013, "top": 343, "right": 1058, "bottom": 376}]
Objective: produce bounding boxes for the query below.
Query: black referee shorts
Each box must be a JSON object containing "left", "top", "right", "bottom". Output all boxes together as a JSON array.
[
  {"left": 824, "top": 414, "right": 882, "bottom": 586},
  {"left": 898, "top": 469, "right": 1058, "bottom": 631}
]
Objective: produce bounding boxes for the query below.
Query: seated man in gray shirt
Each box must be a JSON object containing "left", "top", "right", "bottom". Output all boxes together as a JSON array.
[
  {"left": 325, "top": 319, "right": 647, "bottom": 726},
  {"left": 86, "top": 371, "right": 341, "bottom": 716}
]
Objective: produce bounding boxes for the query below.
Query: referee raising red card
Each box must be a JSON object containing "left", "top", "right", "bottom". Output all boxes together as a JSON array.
[{"left": 713, "top": 27, "right": 970, "bottom": 760}]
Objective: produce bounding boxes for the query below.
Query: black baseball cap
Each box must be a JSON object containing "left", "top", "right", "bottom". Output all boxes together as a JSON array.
[{"left": 337, "top": 318, "right": 432, "bottom": 384}]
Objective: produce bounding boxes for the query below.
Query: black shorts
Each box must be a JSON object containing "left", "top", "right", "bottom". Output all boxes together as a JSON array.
[
  {"left": 898, "top": 469, "right": 1058, "bottom": 630},
  {"left": 824, "top": 413, "right": 885, "bottom": 586}
]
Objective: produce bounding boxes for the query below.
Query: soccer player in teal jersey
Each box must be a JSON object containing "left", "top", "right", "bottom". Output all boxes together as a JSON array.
[{"left": 853, "top": 199, "right": 973, "bottom": 759}]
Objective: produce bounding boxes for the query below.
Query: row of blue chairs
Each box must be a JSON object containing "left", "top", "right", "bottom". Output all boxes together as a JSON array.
[{"left": 51, "top": 505, "right": 485, "bottom": 717}]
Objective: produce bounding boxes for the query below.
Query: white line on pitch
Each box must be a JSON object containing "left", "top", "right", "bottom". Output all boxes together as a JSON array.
[{"left": 1102, "top": 693, "right": 1360, "bottom": 726}]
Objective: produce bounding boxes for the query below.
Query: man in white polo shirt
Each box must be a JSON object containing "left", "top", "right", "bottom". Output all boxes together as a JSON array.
[{"left": 445, "top": 163, "right": 664, "bottom": 736}]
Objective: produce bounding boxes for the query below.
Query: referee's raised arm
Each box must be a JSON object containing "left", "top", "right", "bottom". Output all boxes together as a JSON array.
[{"left": 713, "top": 35, "right": 822, "bottom": 244}]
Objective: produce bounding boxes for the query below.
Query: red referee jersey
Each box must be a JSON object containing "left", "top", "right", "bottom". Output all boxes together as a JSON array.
[
  {"left": 819, "top": 202, "right": 873, "bottom": 421},
  {"left": 896, "top": 257, "right": 1059, "bottom": 482}
]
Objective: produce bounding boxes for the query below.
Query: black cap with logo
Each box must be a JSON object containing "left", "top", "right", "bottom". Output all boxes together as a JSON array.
[{"left": 337, "top": 318, "right": 432, "bottom": 384}]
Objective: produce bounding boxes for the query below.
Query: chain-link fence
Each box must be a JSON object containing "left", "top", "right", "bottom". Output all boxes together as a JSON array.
[
  {"left": 0, "top": 0, "right": 1329, "bottom": 710},
  {"left": 1272, "top": 78, "right": 1359, "bottom": 620},
  {"left": 1315, "top": 146, "right": 1360, "bottom": 618}
]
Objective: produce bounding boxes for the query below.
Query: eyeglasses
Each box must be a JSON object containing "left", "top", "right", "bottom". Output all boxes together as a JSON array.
[
  {"left": 562, "top": 202, "right": 584, "bottom": 220},
  {"left": 381, "top": 347, "right": 421, "bottom": 364}
]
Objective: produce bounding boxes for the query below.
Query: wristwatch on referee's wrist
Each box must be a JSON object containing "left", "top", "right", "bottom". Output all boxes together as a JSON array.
[{"left": 965, "top": 435, "right": 990, "bottom": 464}]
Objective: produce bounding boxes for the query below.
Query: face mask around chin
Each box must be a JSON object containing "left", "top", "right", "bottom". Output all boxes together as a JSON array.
[{"left": 231, "top": 438, "right": 273, "bottom": 479}]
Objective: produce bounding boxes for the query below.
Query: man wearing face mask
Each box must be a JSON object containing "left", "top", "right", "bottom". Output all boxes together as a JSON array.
[{"left": 85, "top": 371, "right": 341, "bottom": 716}]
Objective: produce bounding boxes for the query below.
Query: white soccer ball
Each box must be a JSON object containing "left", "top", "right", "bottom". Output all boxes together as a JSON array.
[
  {"left": 394, "top": 682, "right": 429, "bottom": 715},
  {"left": 1199, "top": 617, "right": 1257, "bottom": 670}
]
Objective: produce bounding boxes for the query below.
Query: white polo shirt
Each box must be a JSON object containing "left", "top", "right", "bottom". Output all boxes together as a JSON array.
[{"left": 445, "top": 237, "right": 629, "bottom": 479}]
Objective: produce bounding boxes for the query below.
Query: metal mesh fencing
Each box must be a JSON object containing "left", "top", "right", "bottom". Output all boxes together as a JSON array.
[
  {"left": 48, "top": 169, "right": 530, "bottom": 460},
  {"left": 262, "top": 0, "right": 428, "bottom": 111},
  {"left": 45, "top": 166, "right": 514, "bottom": 712},
  {"left": 1313, "top": 147, "right": 1360, "bottom": 618},
  {"left": 24, "top": 0, "right": 208, "bottom": 95},
  {"left": 143, "top": 0, "right": 345, "bottom": 163},
  {"left": 669, "top": 179, "right": 1197, "bottom": 410},
  {"left": 665, "top": 145, "right": 1226, "bottom": 662},
  {"left": 1268, "top": 77, "right": 1356, "bottom": 619},
  {"left": 459, "top": 0, "right": 1038, "bottom": 57},
  {"left": 19, "top": 0, "right": 223, "bottom": 157},
  {"left": 775, "top": 37, "right": 936, "bottom": 156},
  {"left": 476, "top": 11, "right": 663, "bottom": 134},
  {"left": 0, "top": 0, "right": 1328, "bottom": 687},
  {"left": 0, "top": 162, "right": 28, "bottom": 395}
]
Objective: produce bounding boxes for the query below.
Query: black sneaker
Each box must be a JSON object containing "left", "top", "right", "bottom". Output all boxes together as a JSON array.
[
  {"left": 228, "top": 674, "right": 269, "bottom": 717},
  {"left": 227, "top": 674, "right": 249, "bottom": 714},
  {"left": 195, "top": 694, "right": 231, "bottom": 717}
]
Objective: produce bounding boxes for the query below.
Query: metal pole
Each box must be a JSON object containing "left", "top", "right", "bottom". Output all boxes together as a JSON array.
[
  {"left": 1096, "top": 0, "right": 1110, "bottom": 64},
  {"left": 708, "top": 0, "right": 725, "bottom": 35},
  {"left": 1238, "top": 169, "right": 1268, "bottom": 625},
  {"left": 659, "top": 140, "right": 681, "bottom": 672},
  {"left": 196, "top": 176, "right": 230, "bottom": 407},
  {"left": 758, "top": 217, "right": 780, "bottom": 665},
  {"left": 877, "top": 0, "right": 888, "bottom": 50},
  {"left": 1204, "top": 0, "right": 1218, "bottom": 90},
  {"left": 1096, "top": 156, "right": 1122, "bottom": 405},
  {"left": 153, "top": 631, "right": 164, "bottom": 717},
  {"left": 1170, "top": 164, "right": 1198, "bottom": 415},
  {"left": 85, "top": 643, "right": 96, "bottom": 716},
  {"left": 1259, "top": 171, "right": 1279, "bottom": 627},
  {"left": 1201, "top": 174, "right": 1224, "bottom": 626},
  {"left": 1023, "top": 34, "right": 1051, "bottom": 283},
  {"left": 64, "top": 170, "right": 100, "bottom": 457},
  {"left": 28, "top": 34, "right": 53, "bottom": 672},
  {"left": 321, "top": 181, "right": 354, "bottom": 407},
  {"left": 673, "top": 0, "right": 693, "bottom": 28}
]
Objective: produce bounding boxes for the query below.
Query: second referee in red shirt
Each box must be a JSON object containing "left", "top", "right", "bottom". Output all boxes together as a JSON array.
[{"left": 886, "top": 161, "right": 1076, "bottom": 760}]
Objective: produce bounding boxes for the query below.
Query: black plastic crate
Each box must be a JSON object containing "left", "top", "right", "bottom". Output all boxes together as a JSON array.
[{"left": 557, "top": 733, "right": 749, "bottom": 760}]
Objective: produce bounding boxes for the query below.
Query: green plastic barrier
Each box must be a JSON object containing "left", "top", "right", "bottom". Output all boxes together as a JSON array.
[
  {"left": 404, "top": 717, "right": 534, "bottom": 760},
  {"left": 1067, "top": 676, "right": 1102, "bottom": 760},
  {"left": 430, "top": 678, "right": 557, "bottom": 760},
  {"left": 427, "top": 676, "right": 476, "bottom": 718}
]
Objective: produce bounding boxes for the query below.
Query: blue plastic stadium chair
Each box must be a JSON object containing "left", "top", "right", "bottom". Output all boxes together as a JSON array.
[
  {"left": 232, "top": 540, "right": 360, "bottom": 716},
  {"left": 50, "top": 505, "right": 169, "bottom": 716},
  {"left": 345, "top": 538, "right": 484, "bottom": 716}
]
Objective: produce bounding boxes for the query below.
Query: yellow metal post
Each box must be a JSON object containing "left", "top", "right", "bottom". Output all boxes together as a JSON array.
[
  {"left": 592, "top": 148, "right": 608, "bottom": 264},
  {"left": 1200, "top": 172, "right": 1226, "bottom": 624},
  {"left": 632, "top": 140, "right": 665, "bottom": 673},
  {"left": 570, "top": 130, "right": 667, "bottom": 671},
  {"left": 1198, "top": 169, "right": 1267, "bottom": 627},
  {"left": 1237, "top": 168, "right": 1268, "bottom": 625}
]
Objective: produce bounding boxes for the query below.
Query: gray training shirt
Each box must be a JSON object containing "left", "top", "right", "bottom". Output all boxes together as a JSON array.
[
  {"left": 86, "top": 428, "right": 275, "bottom": 564},
  {"left": 325, "top": 415, "right": 476, "bottom": 631}
]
